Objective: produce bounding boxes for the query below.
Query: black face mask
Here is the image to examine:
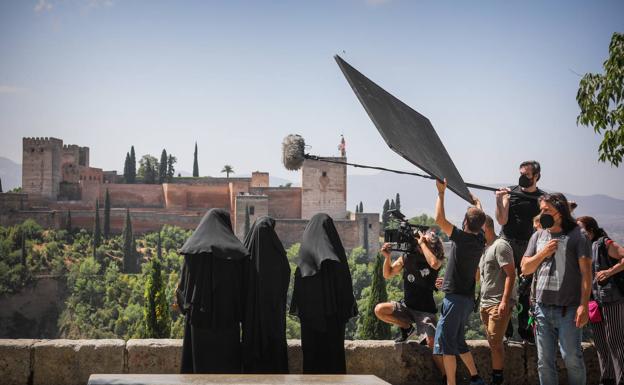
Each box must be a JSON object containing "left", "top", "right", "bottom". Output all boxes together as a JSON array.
[
  {"left": 540, "top": 214, "right": 555, "bottom": 229},
  {"left": 519, "top": 174, "right": 533, "bottom": 188}
]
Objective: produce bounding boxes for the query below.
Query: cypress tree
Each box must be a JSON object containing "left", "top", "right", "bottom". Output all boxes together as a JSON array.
[
  {"left": 382, "top": 199, "right": 390, "bottom": 229},
  {"left": 66, "top": 210, "right": 72, "bottom": 233},
  {"left": 123, "top": 152, "right": 130, "bottom": 183},
  {"left": 103, "top": 189, "right": 111, "bottom": 239},
  {"left": 244, "top": 205, "right": 251, "bottom": 238},
  {"left": 359, "top": 254, "right": 391, "bottom": 339},
  {"left": 395, "top": 193, "right": 401, "bottom": 212},
  {"left": 144, "top": 231, "right": 171, "bottom": 338},
  {"left": 129, "top": 146, "right": 137, "bottom": 183},
  {"left": 122, "top": 209, "right": 136, "bottom": 273},
  {"left": 193, "top": 142, "right": 199, "bottom": 177},
  {"left": 93, "top": 199, "right": 101, "bottom": 259},
  {"left": 144, "top": 159, "right": 156, "bottom": 184},
  {"left": 166, "top": 155, "right": 176, "bottom": 182},
  {"left": 159, "top": 149, "right": 168, "bottom": 184},
  {"left": 21, "top": 230, "right": 26, "bottom": 266},
  {"left": 390, "top": 199, "right": 396, "bottom": 210},
  {"left": 355, "top": 204, "right": 359, "bottom": 213},
  {"left": 359, "top": 201, "right": 364, "bottom": 213},
  {"left": 0, "top": 177, "right": 3, "bottom": 193}
]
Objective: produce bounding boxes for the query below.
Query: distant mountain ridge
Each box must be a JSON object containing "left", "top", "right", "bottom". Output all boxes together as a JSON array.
[{"left": 0, "top": 157, "right": 20, "bottom": 191}]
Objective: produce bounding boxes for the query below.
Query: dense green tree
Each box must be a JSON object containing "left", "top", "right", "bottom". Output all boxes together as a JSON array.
[
  {"left": 577, "top": 32, "right": 624, "bottom": 166},
  {"left": 221, "top": 165, "right": 234, "bottom": 178},
  {"left": 166, "top": 155, "right": 177, "bottom": 182},
  {"left": 159, "top": 149, "right": 168, "bottom": 184},
  {"left": 193, "top": 142, "right": 199, "bottom": 177},
  {"left": 359, "top": 201, "right": 364, "bottom": 213},
  {"left": 129, "top": 146, "right": 137, "bottom": 183},
  {"left": 395, "top": 193, "right": 401, "bottom": 212},
  {"left": 358, "top": 254, "right": 391, "bottom": 339},
  {"left": 144, "top": 231, "right": 171, "bottom": 338},
  {"left": 103, "top": 189, "right": 111, "bottom": 239},
  {"left": 20, "top": 230, "right": 26, "bottom": 266},
  {"left": 93, "top": 200, "right": 101, "bottom": 260},
  {"left": 123, "top": 209, "right": 137, "bottom": 273},
  {"left": 390, "top": 199, "right": 396, "bottom": 211},
  {"left": 66, "top": 210, "right": 72, "bottom": 233},
  {"left": 382, "top": 199, "right": 390, "bottom": 229},
  {"left": 138, "top": 155, "right": 159, "bottom": 184},
  {"left": 355, "top": 204, "right": 359, "bottom": 213},
  {"left": 123, "top": 153, "right": 131, "bottom": 183}
]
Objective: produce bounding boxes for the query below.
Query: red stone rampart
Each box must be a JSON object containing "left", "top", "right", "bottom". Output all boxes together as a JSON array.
[
  {"left": 250, "top": 187, "right": 302, "bottom": 219},
  {"left": 163, "top": 184, "right": 230, "bottom": 210}
]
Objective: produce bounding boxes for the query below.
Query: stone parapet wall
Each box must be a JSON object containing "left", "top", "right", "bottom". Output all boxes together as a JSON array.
[{"left": 0, "top": 339, "right": 599, "bottom": 385}]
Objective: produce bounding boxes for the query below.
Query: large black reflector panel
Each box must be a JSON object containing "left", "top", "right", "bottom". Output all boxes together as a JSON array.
[{"left": 335, "top": 55, "right": 473, "bottom": 204}]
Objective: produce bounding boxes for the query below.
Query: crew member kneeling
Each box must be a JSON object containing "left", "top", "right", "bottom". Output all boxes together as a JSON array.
[{"left": 374, "top": 231, "right": 445, "bottom": 377}]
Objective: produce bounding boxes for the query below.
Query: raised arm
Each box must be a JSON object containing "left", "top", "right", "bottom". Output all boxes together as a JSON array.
[
  {"left": 418, "top": 234, "right": 442, "bottom": 270},
  {"left": 435, "top": 179, "right": 454, "bottom": 237},
  {"left": 495, "top": 189, "right": 511, "bottom": 226},
  {"left": 381, "top": 243, "right": 404, "bottom": 279}
]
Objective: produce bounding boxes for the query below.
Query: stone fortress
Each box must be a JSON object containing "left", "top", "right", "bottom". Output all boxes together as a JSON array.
[{"left": 0, "top": 137, "right": 380, "bottom": 256}]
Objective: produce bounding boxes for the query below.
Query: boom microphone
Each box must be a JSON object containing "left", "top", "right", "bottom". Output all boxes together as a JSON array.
[
  {"left": 282, "top": 134, "right": 307, "bottom": 170},
  {"left": 281, "top": 134, "right": 538, "bottom": 200}
]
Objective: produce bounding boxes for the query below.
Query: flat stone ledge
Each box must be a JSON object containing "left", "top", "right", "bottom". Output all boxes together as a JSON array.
[
  {"left": 126, "top": 339, "right": 182, "bottom": 374},
  {"left": 33, "top": 339, "right": 125, "bottom": 385},
  {"left": 0, "top": 339, "right": 40, "bottom": 385}
]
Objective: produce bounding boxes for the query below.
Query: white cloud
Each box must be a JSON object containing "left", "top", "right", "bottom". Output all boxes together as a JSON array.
[
  {"left": 0, "top": 85, "right": 27, "bottom": 94},
  {"left": 34, "top": 0, "right": 53, "bottom": 12}
]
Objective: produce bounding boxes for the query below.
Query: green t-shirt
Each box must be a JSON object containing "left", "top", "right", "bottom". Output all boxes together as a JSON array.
[{"left": 479, "top": 238, "right": 517, "bottom": 308}]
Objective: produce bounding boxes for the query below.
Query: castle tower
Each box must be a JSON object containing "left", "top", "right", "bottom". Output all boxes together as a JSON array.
[
  {"left": 22, "top": 137, "right": 63, "bottom": 199},
  {"left": 301, "top": 157, "right": 347, "bottom": 220}
]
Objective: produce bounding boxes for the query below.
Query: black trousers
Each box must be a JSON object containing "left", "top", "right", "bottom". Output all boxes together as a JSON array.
[
  {"left": 503, "top": 237, "right": 533, "bottom": 340},
  {"left": 301, "top": 316, "right": 347, "bottom": 374}
]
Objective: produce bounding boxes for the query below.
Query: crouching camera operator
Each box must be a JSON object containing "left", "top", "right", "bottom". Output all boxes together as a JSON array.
[{"left": 374, "top": 210, "right": 445, "bottom": 374}]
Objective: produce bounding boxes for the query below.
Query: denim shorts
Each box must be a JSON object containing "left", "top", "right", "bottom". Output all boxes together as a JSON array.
[{"left": 433, "top": 293, "right": 474, "bottom": 355}]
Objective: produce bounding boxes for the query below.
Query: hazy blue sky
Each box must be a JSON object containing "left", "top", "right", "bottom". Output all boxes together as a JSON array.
[{"left": 1, "top": 0, "right": 623, "bottom": 198}]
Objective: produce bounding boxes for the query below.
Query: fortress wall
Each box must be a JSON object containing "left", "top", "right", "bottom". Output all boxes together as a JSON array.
[
  {"left": 0, "top": 339, "right": 600, "bottom": 385},
  {"left": 250, "top": 187, "right": 302, "bottom": 219},
  {"left": 163, "top": 184, "right": 230, "bottom": 211}
]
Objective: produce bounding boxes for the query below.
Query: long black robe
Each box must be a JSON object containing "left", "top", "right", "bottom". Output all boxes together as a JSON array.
[
  {"left": 241, "top": 216, "right": 290, "bottom": 374},
  {"left": 289, "top": 213, "right": 358, "bottom": 374},
  {"left": 176, "top": 208, "right": 250, "bottom": 374}
]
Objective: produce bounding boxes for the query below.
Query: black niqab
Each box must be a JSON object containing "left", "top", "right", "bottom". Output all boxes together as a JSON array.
[
  {"left": 241, "top": 216, "right": 290, "bottom": 374},
  {"left": 177, "top": 208, "right": 249, "bottom": 374},
  {"left": 290, "top": 213, "right": 357, "bottom": 374}
]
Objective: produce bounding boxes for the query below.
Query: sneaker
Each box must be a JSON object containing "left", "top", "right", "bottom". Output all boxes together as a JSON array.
[
  {"left": 469, "top": 376, "right": 485, "bottom": 385},
  {"left": 394, "top": 325, "right": 415, "bottom": 343}
]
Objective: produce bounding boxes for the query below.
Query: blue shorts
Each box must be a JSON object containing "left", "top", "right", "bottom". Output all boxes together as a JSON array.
[{"left": 433, "top": 293, "right": 474, "bottom": 355}]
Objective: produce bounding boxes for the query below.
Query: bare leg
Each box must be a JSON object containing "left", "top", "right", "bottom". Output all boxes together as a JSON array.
[
  {"left": 443, "top": 355, "right": 457, "bottom": 385},
  {"left": 374, "top": 303, "right": 411, "bottom": 329},
  {"left": 427, "top": 336, "right": 445, "bottom": 377},
  {"left": 459, "top": 351, "right": 478, "bottom": 376}
]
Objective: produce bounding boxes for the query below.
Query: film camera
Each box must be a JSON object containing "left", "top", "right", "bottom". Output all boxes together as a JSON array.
[{"left": 383, "top": 209, "right": 432, "bottom": 253}]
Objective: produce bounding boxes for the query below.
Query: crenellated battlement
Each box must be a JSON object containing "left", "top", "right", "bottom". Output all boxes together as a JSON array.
[{"left": 23, "top": 137, "right": 63, "bottom": 147}]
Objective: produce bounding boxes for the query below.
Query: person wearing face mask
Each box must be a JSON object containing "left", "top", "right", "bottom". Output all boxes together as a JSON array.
[
  {"left": 520, "top": 193, "right": 592, "bottom": 385},
  {"left": 433, "top": 178, "right": 486, "bottom": 385},
  {"left": 495, "top": 160, "right": 545, "bottom": 343},
  {"left": 577, "top": 216, "right": 624, "bottom": 385}
]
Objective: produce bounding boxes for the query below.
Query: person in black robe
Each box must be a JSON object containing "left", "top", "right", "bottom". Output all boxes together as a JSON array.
[
  {"left": 176, "top": 208, "right": 249, "bottom": 374},
  {"left": 290, "top": 213, "right": 358, "bottom": 374},
  {"left": 241, "top": 216, "right": 291, "bottom": 374}
]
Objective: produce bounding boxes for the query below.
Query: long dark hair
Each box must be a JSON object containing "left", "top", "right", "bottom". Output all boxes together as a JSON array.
[
  {"left": 577, "top": 216, "right": 608, "bottom": 242},
  {"left": 539, "top": 193, "right": 577, "bottom": 234}
]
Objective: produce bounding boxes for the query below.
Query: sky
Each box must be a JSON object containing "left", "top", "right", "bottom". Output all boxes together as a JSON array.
[{"left": 1, "top": 0, "right": 623, "bottom": 198}]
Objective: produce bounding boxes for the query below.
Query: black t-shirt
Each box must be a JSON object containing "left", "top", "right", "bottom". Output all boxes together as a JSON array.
[
  {"left": 402, "top": 251, "right": 438, "bottom": 313},
  {"left": 442, "top": 226, "right": 485, "bottom": 297},
  {"left": 500, "top": 185, "right": 545, "bottom": 241}
]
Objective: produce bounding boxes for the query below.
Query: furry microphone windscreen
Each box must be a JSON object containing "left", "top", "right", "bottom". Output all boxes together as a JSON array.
[{"left": 282, "top": 134, "right": 306, "bottom": 170}]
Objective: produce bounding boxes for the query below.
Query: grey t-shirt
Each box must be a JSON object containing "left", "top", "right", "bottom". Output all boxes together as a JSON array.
[
  {"left": 525, "top": 227, "right": 591, "bottom": 306},
  {"left": 479, "top": 238, "right": 517, "bottom": 308}
]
